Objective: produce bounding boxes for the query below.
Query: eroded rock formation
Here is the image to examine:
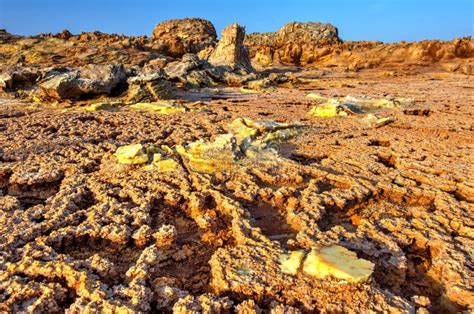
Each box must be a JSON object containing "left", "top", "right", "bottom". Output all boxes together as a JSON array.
[
  {"left": 207, "top": 23, "right": 254, "bottom": 72},
  {"left": 152, "top": 18, "right": 217, "bottom": 57},
  {"left": 246, "top": 22, "right": 473, "bottom": 70}
]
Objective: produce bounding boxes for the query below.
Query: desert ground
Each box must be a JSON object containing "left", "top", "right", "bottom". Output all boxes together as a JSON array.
[{"left": 0, "top": 19, "right": 473, "bottom": 313}]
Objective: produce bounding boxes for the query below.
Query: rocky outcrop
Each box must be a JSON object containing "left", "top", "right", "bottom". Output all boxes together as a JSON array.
[
  {"left": 38, "top": 64, "right": 126, "bottom": 100},
  {"left": 246, "top": 22, "right": 474, "bottom": 70},
  {"left": 207, "top": 24, "right": 253, "bottom": 72},
  {"left": 246, "top": 22, "right": 341, "bottom": 65},
  {"left": 126, "top": 65, "right": 173, "bottom": 102},
  {"left": 275, "top": 22, "right": 340, "bottom": 45},
  {"left": 0, "top": 66, "right": 40, "bottom": 91},
  {"left": 152, "top": 18, "right": 217, "bottom": 57},
  {"left": 163, "top": 53, "right": 256, "bottom": 88}
]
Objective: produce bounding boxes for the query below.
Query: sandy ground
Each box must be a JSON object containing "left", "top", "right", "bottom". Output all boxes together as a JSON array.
[{"left": 0, "top": 69, "right": 473, "bottom": 312}]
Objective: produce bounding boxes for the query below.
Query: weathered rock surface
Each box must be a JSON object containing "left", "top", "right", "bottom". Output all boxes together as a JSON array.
[
  {"left": 246, "top": 22, "right": 474, "bottom": 69},
  {"left": 1, "top": 21, "right": 471, "bottom": 74},
  {"left": 38, "top": 64, "right": 126, "bottom": 100},
  {"left": 152, "top": 18, "right": 217, "bottom": 57},
  {"left": 276, "top": 22, "right": 340, "bottom": 44},
  {"left": 126, "top": 67, "right": 173, "bottom": 102},
  {"left": 208, "top": 23, "right": 254, "bottom": 72},
  {"left": 245, "top": 21, "right": 340, "bottom": 65},
  {"left": 0, "top": 65, "right": 40, "bottom": 90}
]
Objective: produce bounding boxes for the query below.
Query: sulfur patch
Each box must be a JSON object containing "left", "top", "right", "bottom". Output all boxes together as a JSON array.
[
  {"left": 83, "top": 103, "right": 116, "bottom": 112},
  {"left": 150, "top": 154, "right": 180, "bottom": 172},
  {"left": 308, "top": 95, "right": 413, "bottom": 118},
  {"left": 302, "top": 245, "right": 374, "bottom": 283},
  {"left": 176, "top": 134, "right": 239, "bottom": 173},
  {"left": 279, "top": 250, "right": 305, "bottom": 275},
  {"left": 130, "top": 102, "right": 187, "bottom": 114},
  {"left": 227, "top": 118, "right": 259, "bottom": 146},
  {"left": 114, "top": 144, "right": 149, "bottom": 164},
  {"left": 309, "top": 99, "right": 345, "bottom": 117}
]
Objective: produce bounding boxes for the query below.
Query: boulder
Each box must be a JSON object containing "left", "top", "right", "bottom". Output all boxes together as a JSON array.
[
  {"left": 38, "top": 70, "right": 81, "bottom": 99},
  {"left": 208, "top": 24, "right": 254, "bottom": 72},
  {"left": 162, "top": 53, "right": 217, "bottom": 88},
  {"left": 39, "top": 64, "right": 126, "bottom": 100},
  {"left": 56, "top": 29, "right": 72, "bottom": 40},
  {"left": 152, "top": 18, "right": 217, "bottom": 57},
  {"left": 126, "top": 70, "right": 173, "bottom": 103},
  {"left": 184, "top": 70, "right": 216, "bottom": 88},
  {"left": 275, "top": 22, "right": 340, "bottom": 45},
  {"left": 164, "top": 54, "right": 203, "bottom": 79},
  {"left": 0, "top": 66, "right": 40, "bottom": 90}
]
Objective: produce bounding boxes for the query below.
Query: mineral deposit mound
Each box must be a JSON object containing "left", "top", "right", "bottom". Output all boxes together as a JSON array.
[{"left": 0, "top": 17, "right": 473, "bottom": 313}]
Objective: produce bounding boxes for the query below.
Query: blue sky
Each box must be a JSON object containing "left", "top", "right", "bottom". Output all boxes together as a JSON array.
[{"left": 0, "top": 0, "right": 472, "bottom": 42}]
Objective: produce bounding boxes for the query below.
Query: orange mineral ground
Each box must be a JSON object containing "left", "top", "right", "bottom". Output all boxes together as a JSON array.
[{"left": 0, "top": 20, "right": 473, "bottom": 313}]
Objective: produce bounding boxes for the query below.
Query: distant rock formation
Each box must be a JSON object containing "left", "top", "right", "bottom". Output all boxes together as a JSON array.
[
  {"left": 245, "top": 21, "right": 474, "bottom": 69},
  {"left": 245, "top": 22, "right": 341, "bottom": 65},
  {"left": 275, "top": 22, "right": 341, "bottom": 45},
  {"left": 152, "top": 18, "right": 217, "bottom": 57},
  {"left": 207, "top": 23, "right": 253, "bottom": 72}
]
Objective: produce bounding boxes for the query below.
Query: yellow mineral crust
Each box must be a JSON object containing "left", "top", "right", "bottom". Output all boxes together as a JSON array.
[
  {"left": 262, "top": 128, "right": 300, "bottom": 144},
  {"left": 302, "top": 245, "right": 375, "bottom": 283},
  {"left": 309, "top": 99, "right": 345, "bottom": 118},
  {"left": 308, "top": 95, "right": 412, "bottom": 118},
  {"left": 242, "top": 119, "right": 299, "bottom": 132},
  {"left": 279, "top": 250, "right": 305, "bottom": 275},
  {"left": 176, "top": 134, "right": 239, "bottom": 173},
  {"left": 176, "top": 119, "right": 302, "bottom": 173},
  {"left": 130, "top": 102, "right": 187, "bottom": 114},
  {"left": 228, "top": 118, "right": 301, "bottom": 146},
  {"left": 114, "top": 144, "right": 149, "bottom": 164},
  {"left": 83, "top": 102, "right": 116, "bottom": 112},
  {"left": 150, "top": 154, "right": 179, "bottom": 172},
  {"left": 227, "top": 118, "right": 259, "bottom": 146}
]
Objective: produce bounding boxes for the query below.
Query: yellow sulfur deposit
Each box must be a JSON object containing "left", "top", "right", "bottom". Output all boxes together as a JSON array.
[
  {"left": 309, "top": 99, "right": 345, "bottom": 118},
  {"left": 309, "top": 95, "right": 412, "bottom": 119},
  {"left": 84, "top": 103, "right": 116, "bottom": 112},
  {"left": 279, "top": 250, "right": 305, "bottom": 275},
  {"left": 262, "top": 128, "right": 299, "bottom": 144},
  {"left": 302, "top": 245, "right": 374, "bottom": 283},
  {"left": 176, "top": 118, "right": 302, "bottom": 173},
  {"left": 150, "top": 154, "right": 179, "bottom": 172},
  {"left": 176, "top": 134, "right": 238, "bottom": 173},
  {"left": 227, "top": 118, "right": 259, "bottom": 146},
  {"left": 130, "top": 102, "right": 187, "bottom": 114},
  {"left": 243, "top": 119, "right": 299, "bottom": 132},
  {"left": 240, "top": 87, "right": 261, "bottom": 94},
  {"left": 114, "top": 144, "right": 149, "bottom": 164},
  {"left": 343, "top": 95, "right": 412, "bottom": 110}
]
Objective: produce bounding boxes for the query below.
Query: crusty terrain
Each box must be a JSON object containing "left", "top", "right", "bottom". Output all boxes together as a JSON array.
[
  {"left": 1, "top": 67, "right": 473, "bottom": 313},
  {"left": 0, "top": 18, "right": 473, "bottom": 313}
]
